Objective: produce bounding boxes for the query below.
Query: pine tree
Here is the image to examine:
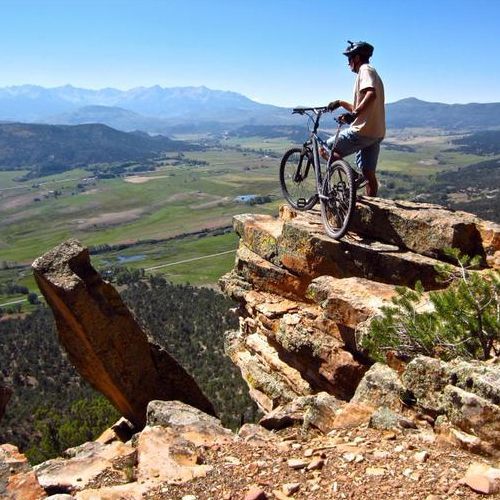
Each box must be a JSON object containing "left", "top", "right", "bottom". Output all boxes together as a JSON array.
[{"left": 363, "top": 249, "right": 499, "bottom": 362}]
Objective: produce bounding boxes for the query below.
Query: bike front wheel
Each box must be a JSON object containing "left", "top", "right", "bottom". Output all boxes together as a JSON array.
[
  {"left": 320, "top": 160, "right": 356, "bottom": 239},
  {"left": 279, "top": 147, "right": 318, "bottom": 211}
]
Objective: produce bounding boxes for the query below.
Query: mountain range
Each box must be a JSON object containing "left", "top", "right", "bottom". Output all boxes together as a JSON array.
[{"left": 0, "top": 85, "right": 499, "bottom": 132}]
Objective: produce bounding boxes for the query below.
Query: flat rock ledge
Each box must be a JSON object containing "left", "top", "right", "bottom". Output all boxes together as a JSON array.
[{"left": 32, "top": 239, "right": 215, "bottom": 428}]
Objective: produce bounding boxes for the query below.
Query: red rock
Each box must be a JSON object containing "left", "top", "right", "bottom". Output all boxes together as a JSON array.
[
  {"left": 461, "top": 462, "right": 500, "bottom": 495},
  {"left": 32, "top": 239, "right": 215, "bottom": 428},
  {"left": 244, "top": 486, "right": 268, "bottom": 500},
  {"left": 331, "top": 402, "right": 374, "bottom": 429}
]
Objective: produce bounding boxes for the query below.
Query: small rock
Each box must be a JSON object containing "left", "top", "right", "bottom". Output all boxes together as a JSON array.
[
  {"left": 402, "top": 468, "right": 414, "bottom": 478},
  {"left": 425, "top": 495, "right": 440, "bottom": 500},
  {"left": 394, "top": 445, "right": 404, "bottom": 453},
  {"left": 366, "top": 467, "right": 386, "bottom": 476},
  {"left": 224, "top": 456, "right": 241, "bottom": 465},
  {"left": 282, "top": 483, "right": 300, "bottom": 496},
  {"left": 373, "top": 450, "right": 390, "bottom": 460},
  {"left": 306, "top": 458, "right": 324, "bottom": 471},
  {"left": 342, "top": 452, "right": 356, "bottom": 463},
  {"left": 291, "top": 443, "right": 302, "bottom": 450},
  {"left": 287, "top": 458, "right": 309, "bottom": 470},
  {"left": 303, "top": 448, "right": 314, "bottom": 457},
  {"left": 244, "top": 486, "right": 268, "bottom": 500},
  {"left": 182, "top": 496, "right": 198, "bottom": 500},
  {"left": 384, "top": 432, "right": 397, "bottom": 440},
  {"left": 355, "top": 454, "right": 365, "bottom": 463},
  {"left": 460, "top": 462, "right": 500, "bottom": 495},
  {"left": 272, "top": 490, "right": 289, "bottom": 500},
  {"left": 414, "top": 451, "right": 429, "bottom": 463}
]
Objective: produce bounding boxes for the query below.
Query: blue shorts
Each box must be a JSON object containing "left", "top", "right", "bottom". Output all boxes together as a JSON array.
[{"left": 327, "top": 129, "right": 383, "bottom": 172}]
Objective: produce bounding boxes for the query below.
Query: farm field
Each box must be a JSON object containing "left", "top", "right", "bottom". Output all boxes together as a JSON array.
[{"left": 0, "top": 129, "right": 495, "bottom": 310}]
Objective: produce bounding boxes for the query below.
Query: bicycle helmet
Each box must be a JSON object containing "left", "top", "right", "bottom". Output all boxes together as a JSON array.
[{"left": 343, "top": 40, "right": 374, "bottom": 59}]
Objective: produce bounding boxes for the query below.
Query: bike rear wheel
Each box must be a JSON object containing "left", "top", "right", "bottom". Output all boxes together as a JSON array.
[
  {"left": 320, "top": 159, "right": 356, "bottom": 239},
  {"left": 279, "top": 147, "right": 317, "bottom": 211}
]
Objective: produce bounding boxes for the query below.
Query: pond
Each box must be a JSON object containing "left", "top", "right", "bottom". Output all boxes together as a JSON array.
[{"left": 116, "top": 254, "right": 146, "bottom": 263}]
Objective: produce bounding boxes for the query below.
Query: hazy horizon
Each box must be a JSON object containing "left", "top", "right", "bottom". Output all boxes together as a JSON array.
[{"left": 1, "top": 83, "right": 499, "bottom": 108}]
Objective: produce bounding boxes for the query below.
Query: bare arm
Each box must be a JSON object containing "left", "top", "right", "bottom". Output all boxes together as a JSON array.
[
  {"left": 337, "top": 100, "right": 354, "bottom": 112},
  {"left": 329, "top": 89, "right": 376, "bottom": 114},
  {"left": 352, "top": 88, "right": 376, "bottom": 115}
]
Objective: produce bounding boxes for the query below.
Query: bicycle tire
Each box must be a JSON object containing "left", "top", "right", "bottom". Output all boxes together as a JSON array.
[
  {"left": 320, "top": 159, "right": 356, "bottom": 239},
  {"left": 279, "top": 147, "right": 318, "bottom": 211}
]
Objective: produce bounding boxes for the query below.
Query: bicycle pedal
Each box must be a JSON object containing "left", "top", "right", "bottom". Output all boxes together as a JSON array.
[{"left": 297, "top": 198, "right": 307, "bottom": 208}]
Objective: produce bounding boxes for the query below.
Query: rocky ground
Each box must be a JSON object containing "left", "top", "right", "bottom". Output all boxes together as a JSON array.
[
  {"left": 4, "top": 400, "right": 499, "bottom": 500},
  {"left": 148, "top": 425, "right": 496, "bottom": 500}
]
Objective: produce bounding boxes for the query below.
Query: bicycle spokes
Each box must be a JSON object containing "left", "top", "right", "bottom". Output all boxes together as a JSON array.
[
  {"left": 320, "top": 161, "right": 356, "bottom": 239},
  {"left": 279, "top": 148, "right": 317, "bottom": 211}
]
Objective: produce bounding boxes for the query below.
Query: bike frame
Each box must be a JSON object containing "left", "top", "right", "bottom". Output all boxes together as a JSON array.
[{"left": 293, "top": 107, "right": 343, "bottom": 202}]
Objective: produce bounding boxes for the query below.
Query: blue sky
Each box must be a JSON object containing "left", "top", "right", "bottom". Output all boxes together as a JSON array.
[{"left": 1, "top": 0, "right": 499, "bottom": 106}]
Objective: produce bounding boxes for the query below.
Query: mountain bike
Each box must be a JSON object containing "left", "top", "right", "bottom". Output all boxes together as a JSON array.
[{"left": 279, "top": 106, "right": 366, "bottom": 239}]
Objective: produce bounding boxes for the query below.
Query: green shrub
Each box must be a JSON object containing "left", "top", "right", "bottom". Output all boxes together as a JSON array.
[{"left": 363, "top": 249, "right": 499, "bottom": 362}]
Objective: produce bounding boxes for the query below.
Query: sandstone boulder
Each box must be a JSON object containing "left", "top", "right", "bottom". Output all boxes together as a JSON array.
[
  {"left": 32, "top": 239, "right": 215, "bottom": 428},
  {"left": 402, "top": 356, "right": 449, "bottom": 414},
  {"left": 34, "top": 440, "right": 136, "bottom": 495},
  {"left": 441, "top": 385, "right": 500, "bottom": 448},
  {"left": 403, "top": 356, "right": 500, "bottom": 417},
  {"left": 146, "top": 400, "right": 234, "bottom": 445},
  {"left": 351, "top": 363, "right": 405, "bottom": 411},
  {"left": 369, "top": 406, "right": 416, "bottom": 431},
  {"left": 259, "top": 392, "right": 342, "bottom": 433},
  {"left": 136, "top": 426, "right": 212, "bottom": 486},
  {"left": 460, "top": 462, "right": 500, "bottom": 494},
  {"left": 331, "top": 402, "right": 374, "bottom": 430},
  {"left": 0, "top": 444, "right": 46, "bottom": 500},
  {"left": 306, "top": 276, "right": 397, "bottom": 329},
  {"left": 351, "top": 197, "right": 497, "bottom": 264}
]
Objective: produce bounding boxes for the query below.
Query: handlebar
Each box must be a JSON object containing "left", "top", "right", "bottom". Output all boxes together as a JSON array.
[
  {"left": 292, "top": 106, "right": 345, "bottom": 127},
  {"left": 292, "top": 106, "right": 329, "bottom": 115}
]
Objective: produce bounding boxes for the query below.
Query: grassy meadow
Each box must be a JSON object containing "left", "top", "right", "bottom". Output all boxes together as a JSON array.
[{"left": 0, "top": 129, "right": 491, "bottom": 309}]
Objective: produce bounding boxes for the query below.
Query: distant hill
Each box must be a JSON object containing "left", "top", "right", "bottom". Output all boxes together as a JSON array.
[
  {"left": 0, "top": 122, "right": 191, "bottom": 176},
  {"left": 386, "top": 98, "right": 500, "bottom": 130},
  {"left": 47, "top": 105, "right": 171, "bottom": 133},
  {"left": 449, "top": 130, "right": 500, "bottom": 155}
]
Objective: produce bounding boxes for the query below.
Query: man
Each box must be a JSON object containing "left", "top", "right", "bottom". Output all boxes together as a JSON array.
[{"left": 324, "top": 41, "right": 385, "bottom": 197}]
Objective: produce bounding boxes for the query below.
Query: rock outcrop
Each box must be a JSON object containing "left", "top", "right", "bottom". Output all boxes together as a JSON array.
[
  {"left": 32, "top": 239, "right": 215, "bottom": 428},
  {"left": 220, "top": 199, "right": 499, "bottom": 448}
]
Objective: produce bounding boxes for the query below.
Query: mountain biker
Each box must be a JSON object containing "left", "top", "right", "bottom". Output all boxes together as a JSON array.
[{"left": 322, "top": 41, "right": 385, "bottom": 196}]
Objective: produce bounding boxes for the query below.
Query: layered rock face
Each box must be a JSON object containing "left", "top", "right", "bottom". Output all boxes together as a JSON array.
[
  {"left": 220, "top": 199, "right": 499, "bottom": 415},
  {"left": 32, "top": 239, "right": 215, "bottom": 428}
]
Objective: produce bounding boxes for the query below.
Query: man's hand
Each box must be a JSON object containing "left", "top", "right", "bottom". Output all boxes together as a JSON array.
[
  {"left": 327, "top": 100, "right": 341, "bottom": 111},
  {"left": 339, "top": 112, "right": 357, "bottom": 124}
]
